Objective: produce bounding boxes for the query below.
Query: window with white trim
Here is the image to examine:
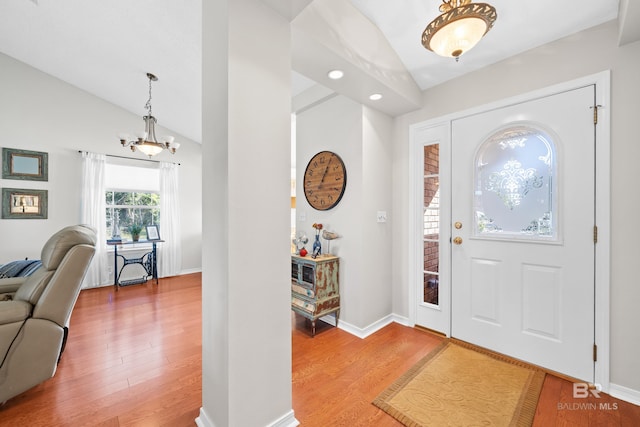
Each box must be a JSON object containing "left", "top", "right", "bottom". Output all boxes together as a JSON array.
[{"left": 105, "top": 163, "right": 160, "bottom": 241}]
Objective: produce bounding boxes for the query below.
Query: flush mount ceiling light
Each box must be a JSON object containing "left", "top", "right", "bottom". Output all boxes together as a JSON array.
[
  {"left": 119, "top": 73, "right": 180, "bottom": 157},
  {"left": 422, "top": 0, "right": 497, "bottom": 60},
  {"left": 327, "top": 69, "right": 344, "bottom": 80},
  {"left": 369, "top": 93, "right": 383, "bottom": 101}
]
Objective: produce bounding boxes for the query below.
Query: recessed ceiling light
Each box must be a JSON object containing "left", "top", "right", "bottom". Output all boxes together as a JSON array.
[
  {"left": 327, "top": 70, "right": 344, "bottom": 80},
  {"left": 369, "top": 93, "right": 383, "bottom": 101}
]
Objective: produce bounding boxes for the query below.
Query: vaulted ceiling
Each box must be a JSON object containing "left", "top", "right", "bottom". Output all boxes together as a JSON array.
[{"left": 0, "top": 0, "right": 637, "bottom": 144}]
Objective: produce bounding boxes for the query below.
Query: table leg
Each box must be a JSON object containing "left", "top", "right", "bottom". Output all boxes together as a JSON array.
[
  {"left": 114, "top": 245, "right": 119, "bottom": 291},
  {"left": 152, "top": 242, "right": 158, "bottom": 285}
]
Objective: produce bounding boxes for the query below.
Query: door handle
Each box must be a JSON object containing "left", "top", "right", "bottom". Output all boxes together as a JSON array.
[{"left": 453, "top": 236, "right": 463, "bottom": 245}]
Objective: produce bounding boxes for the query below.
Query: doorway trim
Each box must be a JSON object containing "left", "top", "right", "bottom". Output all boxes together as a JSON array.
[{"left": 407, "top": 70, "right": 611, "bottom": 391}]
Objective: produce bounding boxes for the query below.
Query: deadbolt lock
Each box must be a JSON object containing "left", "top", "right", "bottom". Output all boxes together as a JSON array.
[{"left": 454, "top": 222, "right": 462, "bottom": 229}]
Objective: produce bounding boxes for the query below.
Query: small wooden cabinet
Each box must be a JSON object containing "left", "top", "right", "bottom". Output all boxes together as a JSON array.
[{"left": 291, "top": 254, "right": 339, "bottom": 336}]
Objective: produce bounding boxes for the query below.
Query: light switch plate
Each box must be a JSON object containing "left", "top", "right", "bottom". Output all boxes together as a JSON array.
[{"left": 377, "top": 211, "right": 387, "bottom": 223}]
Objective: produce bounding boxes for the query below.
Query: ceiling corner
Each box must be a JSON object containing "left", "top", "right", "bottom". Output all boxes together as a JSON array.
[
  {"left": 261, "top": 0, "right": 313, "bottom": 21},
  {"left": 618, "top": 0, "right": 640, "bottom": 46}
]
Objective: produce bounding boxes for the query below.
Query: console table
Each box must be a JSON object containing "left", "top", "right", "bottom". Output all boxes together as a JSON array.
[
  {"left": 291, "top": 254, "right": 339, "bottom": 336},
  {"left": 107, "top": 240, "right": 163, "bottom": 290}
]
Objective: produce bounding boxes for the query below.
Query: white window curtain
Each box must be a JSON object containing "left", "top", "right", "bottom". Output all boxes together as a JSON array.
[
  {"left": 80, "top": 152, "right": 108, "bottom": 288},
  {"left": 159, "top": 161, "right": 182, "bottom": 277}
]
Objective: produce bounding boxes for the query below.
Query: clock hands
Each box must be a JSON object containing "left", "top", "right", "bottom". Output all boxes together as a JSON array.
[{"left": 318, "top": 156, "right": 333, "bottom": 189}]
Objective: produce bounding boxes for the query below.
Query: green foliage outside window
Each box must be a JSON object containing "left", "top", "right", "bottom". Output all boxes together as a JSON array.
[{"left": 106, "top": 191, "right": 160, "bottom": 241}]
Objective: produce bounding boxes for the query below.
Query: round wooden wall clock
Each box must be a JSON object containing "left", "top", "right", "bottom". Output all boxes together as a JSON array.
[{"left": 303, "top": 151, "right": 347, "bottom": 210}]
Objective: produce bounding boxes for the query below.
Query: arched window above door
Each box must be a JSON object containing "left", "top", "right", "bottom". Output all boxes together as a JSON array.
[{"left": 473, "top": 124, "right": 558, "bottom": 241}]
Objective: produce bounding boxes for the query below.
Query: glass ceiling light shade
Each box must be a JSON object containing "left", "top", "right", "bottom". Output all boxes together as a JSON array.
[
  {"left": 119, "top": 73, "right": 180, "bottom": 157},
  {"left": 422, "top": 0, "right": 497, "bottom": 60}
]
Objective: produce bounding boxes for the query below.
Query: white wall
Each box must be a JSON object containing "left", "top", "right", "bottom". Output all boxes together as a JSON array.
[
  {"left": 360, "top": 106, "right": 394, "bottom": 326},
  {"left": 296, "top": 95, "right": 363, "bottom": 326},
  {"left": 0, "top": 52, "right": 202, "bottom": 277},
  {"left": 392, "top": 20, "right": 640, "bottom": 395},
  {"left": 295, "top": 94, "right": 394, "bottom": 330}
]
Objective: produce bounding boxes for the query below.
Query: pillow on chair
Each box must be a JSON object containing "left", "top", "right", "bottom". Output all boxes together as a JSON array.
[{"left": 0, "top": 260, "right": 42, "bottom": 279}]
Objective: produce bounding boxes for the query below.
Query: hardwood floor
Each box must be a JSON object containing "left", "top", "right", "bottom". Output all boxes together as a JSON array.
[
  {"left": 292, "top": 318, "right": 640, "bottom": 427},
  {"left": 0, "top": 274, "right": 202, "bottom": 427},
  {"left": 1, "top": 273, "right": 639, "bottom": 426}
]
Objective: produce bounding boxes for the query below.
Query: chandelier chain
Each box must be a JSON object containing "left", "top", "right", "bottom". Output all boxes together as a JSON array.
[{"left": 144, "top": 76, "right": 153, "bottom": 116}]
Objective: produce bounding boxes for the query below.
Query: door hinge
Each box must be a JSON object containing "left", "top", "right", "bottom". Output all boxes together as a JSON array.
[
  {"left": 593, "top": 225, "right": 598, "bottom": 243},
  {"left": 591, "top": 104, "right": 603, "bottom": 125},
  {"left": 593, "top": 343, "right": 598, "bottom": 362}
]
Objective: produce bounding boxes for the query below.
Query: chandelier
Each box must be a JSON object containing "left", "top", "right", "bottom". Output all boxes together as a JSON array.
[
  {"left": 422, "top": 0, "right": 497, "bottom": 60},
  {"left": 119, "top": 73, "right": 180, "bottom": 157}
]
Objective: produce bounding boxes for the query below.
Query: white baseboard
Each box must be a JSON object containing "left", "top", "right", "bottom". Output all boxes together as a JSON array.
[
  {"left": 268, "top": 409, "right": 299, "bottom": 427},
  {"left": 195, "top": 408, "right": 299, "bottom": 427},
  {"left": 390, "top": 314, "right": 412, "bottom": 327},
  {"left": 195, "top": 407, "right": 214, "bottom": 427},
  {"left": 180, "top": 267, "right": 202, "bottom": 275},
  {"left": 609, "top": 383, "right": 640, "bottom": 406},
  {"left": 336, "top": 313, "right": 411, "bottom": 339}
]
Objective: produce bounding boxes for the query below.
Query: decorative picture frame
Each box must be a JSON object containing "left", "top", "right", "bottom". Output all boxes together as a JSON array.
[
  {"left": 1, "top": 188, "right": 48, "bottom": 219},
  {"left": 146, "top": 224, "right": 160, "bottom": 240},
  {"left": 2, "top": 148, "right": 48, "bottom": 181}
]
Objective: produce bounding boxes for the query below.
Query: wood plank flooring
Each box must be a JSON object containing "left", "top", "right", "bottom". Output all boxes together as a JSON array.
[
  {"left": 0, "top": 274, "right": 202, "bottom": 427},
  {"left": 1, "top": 273, "right": 638, "bottom": 426}
]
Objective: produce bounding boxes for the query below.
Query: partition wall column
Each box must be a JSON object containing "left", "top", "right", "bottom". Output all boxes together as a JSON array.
[{"left": 200, "top": 0, "right": 295, "bottom": 426}]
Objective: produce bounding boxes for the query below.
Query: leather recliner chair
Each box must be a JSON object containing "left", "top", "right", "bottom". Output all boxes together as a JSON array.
[{"left": 0, "top": 224, "right": 97, "bottom": 403}]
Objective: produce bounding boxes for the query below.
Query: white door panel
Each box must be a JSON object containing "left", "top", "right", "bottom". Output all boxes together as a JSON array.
[{"left": 451, "top": 86, "right": 595, "bottom": 381}]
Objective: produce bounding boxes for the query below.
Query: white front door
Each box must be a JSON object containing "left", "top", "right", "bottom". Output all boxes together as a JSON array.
[{"left": 451, "top": 86, "right": 595, "bottom": 381}]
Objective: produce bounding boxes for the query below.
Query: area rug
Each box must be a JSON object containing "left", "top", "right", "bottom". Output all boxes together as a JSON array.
[{"left": 373, "top": 340, "right": 545, "bottom": 427}]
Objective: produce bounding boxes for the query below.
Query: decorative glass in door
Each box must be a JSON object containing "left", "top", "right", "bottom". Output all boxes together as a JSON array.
[
  {"left": 423, "top": 144, "right": 440, "bottom": 305},
  {"left": 474, "top": 124, "right": 558, "bottom": 241}
]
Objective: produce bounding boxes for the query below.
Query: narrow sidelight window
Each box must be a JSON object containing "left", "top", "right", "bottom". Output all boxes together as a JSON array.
[{"left": 423, "top": 144, "right": 440, "bottom": 305}]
